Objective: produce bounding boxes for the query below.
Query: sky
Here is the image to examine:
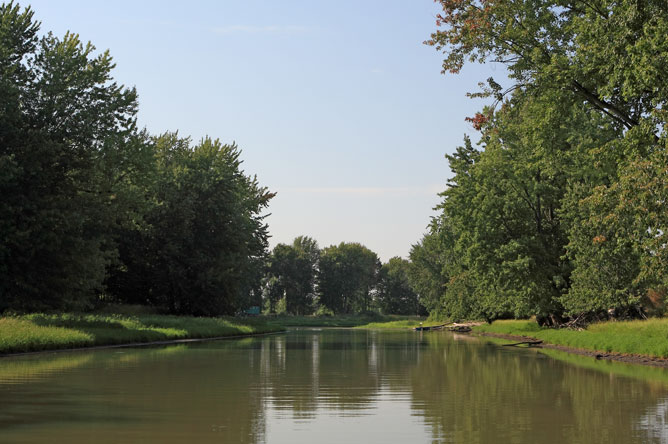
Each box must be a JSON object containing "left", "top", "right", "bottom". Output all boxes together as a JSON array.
[{"left": 25, "top": 0, "right": 506, "bottom": 261}]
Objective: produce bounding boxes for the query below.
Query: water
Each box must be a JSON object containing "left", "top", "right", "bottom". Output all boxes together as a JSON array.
[{"left": 0, "top": 329, "right": 667, "bottom": 443}]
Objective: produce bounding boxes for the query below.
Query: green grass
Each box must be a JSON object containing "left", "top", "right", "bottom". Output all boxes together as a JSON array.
[
  {"left": 263, "top": 314, "right": 430, "bottom": 329},
  {"left": 474, "top": 318, "right": 668, "bottom": 358},
  {"left": 537, "top": 348, "right": 668, "bottom": 387},
  {"left": 355, "top": 318, "right": 440, "bottom": 329},
  {"left": 264, "top": 313, "right": 387, "bottom": 328},
  {"left": 0, "top": 313, "right": 284, "bottom": 355}
]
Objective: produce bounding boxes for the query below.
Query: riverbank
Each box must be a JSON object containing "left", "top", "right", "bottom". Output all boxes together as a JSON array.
[
  {"left": 263, "top": 314, "right": 428, "bottom": 329},
  {"left": 0, "top": 312, "right": 432, "bottom": 356},
  {"left": 0, "top": 313, "right": 284, "bottom": 355},
  {"left": 474, "top": 319, "right": 668, "bottom": 367},
  {"left": 355, "top": 319, "right": 442, "bottom": 329}
]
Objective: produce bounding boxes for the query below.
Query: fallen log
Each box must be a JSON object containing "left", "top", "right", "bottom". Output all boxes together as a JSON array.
[
  {"left": 446, "top": 325, "right": 472, "bottom": 333},
  {"left": 502, "top": 340, "right": 543, "bottom": 347}
]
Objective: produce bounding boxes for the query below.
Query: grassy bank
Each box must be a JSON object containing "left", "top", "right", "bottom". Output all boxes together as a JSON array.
[
  {"left": 264, "top": 314, "right": 430, "bottom": 329},
  {"left": 474, "top": 319, "right": 668, "bottom": 358},
  {"left": 0, "top": 313, "right": 284, "bottom": 355},
  {"left": 355, "top": 318, "right": 442, "bottom": 329}
]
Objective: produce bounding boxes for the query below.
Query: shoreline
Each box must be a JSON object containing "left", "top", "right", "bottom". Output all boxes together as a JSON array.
[
  {"left": 475, "top": 331, "right": 668, "bottom": 368},
  {"left": 0, "top": 330, "right": 285, "bottom": 359}
]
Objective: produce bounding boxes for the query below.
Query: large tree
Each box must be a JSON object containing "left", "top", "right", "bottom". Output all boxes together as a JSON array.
[
  {"left": 377, "top": 257, "right": 423, "bottom": 315},
  {"left": 264, "top": 236, "right": 320, "bottom": 315},
  {"left": 0, "top": 2, "right": 149, "bottom": 311},
  {"left": 106, "top": 134, "right": 273, "bottom": 316},
  {"left": 318, "top": 243, "right": 380, "bottom": 314},
  {"left": 423, "top": 0, "right": 668, "bottom": 322}
]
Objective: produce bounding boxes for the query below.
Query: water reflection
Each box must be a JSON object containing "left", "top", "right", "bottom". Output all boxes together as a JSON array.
[{"left": 0, "top": 330, "right": 666, "bottom": 443}]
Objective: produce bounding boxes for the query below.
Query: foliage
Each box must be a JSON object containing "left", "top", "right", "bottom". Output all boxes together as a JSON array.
[
  {"left": 0, "top": 2, "right": 148, "bottom": 311},
  {"left": 0, "top": 3, "right": 273, "bottom": 316},
  {"left": 377, "top": 257, "right": 423, "bottom": 315},
  {"left": 317, "top": 242, "right": 380, "bottom": 314},
  {"left": 263, "top": 236, "right": 320, "bottom": 315},
  {"left": 419, "top": 0, "right": 668, "bottom": 323},
  {"left": 106, "top": 134, "right": 273, "bottom": 316}
]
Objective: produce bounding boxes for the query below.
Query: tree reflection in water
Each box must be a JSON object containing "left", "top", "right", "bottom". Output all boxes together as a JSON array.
[{"left": 0, "top": 330, "right": 667, "bottom": 443}]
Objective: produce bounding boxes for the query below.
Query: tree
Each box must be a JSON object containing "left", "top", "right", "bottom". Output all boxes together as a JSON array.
[
  {"left": 0, "top": 2, "right": 148, "bottom": 311},
  {"left": 264, "top": 236, "right": 320, "bottom": 315},
  {"left": 427, "top": 0, "right": 668, "bottom": 136},
  {"left": 423, "top": 0, "right": 668, "bottom": 322},
  {"left": 377, "top": 257, "right": 422, "bottom": 315},
  {"left": 317, "top": 243, "right": 380, "bottom": 314},
  {"left": 106, "top": 134, "right": 273, "bottom": 316}
]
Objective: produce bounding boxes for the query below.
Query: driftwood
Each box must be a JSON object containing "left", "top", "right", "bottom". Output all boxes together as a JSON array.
[
  {"left": 502, "top": 340, "right": 543, "bottom": 347},
  {"left": 445, "top": 325, "right": 472, "bottom": 333},
  {"left": 414, "top": 323, "right": 477, "bottom": 333}
]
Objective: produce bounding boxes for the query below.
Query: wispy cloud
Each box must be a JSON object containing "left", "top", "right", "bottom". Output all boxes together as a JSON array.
[
  {"left": 276, "top": 185, "right": 443, "bottom": 197},
  {"left": 211, "top": 25, "right": 311, "bottom": 35}
]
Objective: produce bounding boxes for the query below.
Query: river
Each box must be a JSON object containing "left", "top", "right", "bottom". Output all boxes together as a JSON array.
[{"left": 0, "top": 329, "right": 667, "bottom": 443}]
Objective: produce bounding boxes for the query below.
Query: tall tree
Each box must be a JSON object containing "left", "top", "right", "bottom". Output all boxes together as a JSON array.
[
  {"left": 318, "top": 242, "right": 380, "bottom": 314},
  {"left": 424, "top": 0, "right": 668, "bottom": 322},
  {"left": 264, "top": 236, "right": 320, "bottom": 315},
  {"left": 0, "top": 2, "right": 148, "bottom": 311},
  {"left": 107, "top": 134, "right": 273, "bottom": 316},
  {"left": 377, "top": 257, "right": 422, "bottom": 315}
]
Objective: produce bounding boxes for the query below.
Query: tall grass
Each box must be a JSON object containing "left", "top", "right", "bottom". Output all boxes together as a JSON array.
[
  {"left": 475, "top": 319, "right": 668, "bottom": 358},
  {"left": 0, "top": 313, "right": 283, "bottom": 355}
]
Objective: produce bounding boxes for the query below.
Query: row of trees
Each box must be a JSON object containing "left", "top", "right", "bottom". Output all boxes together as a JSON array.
[
  {"left": 411, "top": 0, "right": 668, "bottom": 324},
  {"left": 263, "top": 237, "right": 424, "bottom": 316},
  {"left": 0, "top": 3, "right": 424, "bottom": 318},
  {"left": 0, "top": 3, "right": 272, "bottom": 315}
]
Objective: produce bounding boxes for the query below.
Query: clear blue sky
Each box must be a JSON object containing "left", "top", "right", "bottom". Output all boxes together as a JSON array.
[{"left": 26, "top": 0, "right": 505, "bottom": 261}]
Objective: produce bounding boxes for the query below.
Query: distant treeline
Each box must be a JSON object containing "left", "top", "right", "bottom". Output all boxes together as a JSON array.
[
  {"left": 411, "top": 0, "right": 668, "bottom": 325},
  {"left": 263, "top": 237, "right": 425, "bottom": 316}
]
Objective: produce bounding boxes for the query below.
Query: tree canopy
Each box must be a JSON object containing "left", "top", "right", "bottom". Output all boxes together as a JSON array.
[
  {"left": 414, "top": 0, "right": 668, "bottom": 324},
  {"left": 0, "top": 2, "right": 273, "bottom": 315}
]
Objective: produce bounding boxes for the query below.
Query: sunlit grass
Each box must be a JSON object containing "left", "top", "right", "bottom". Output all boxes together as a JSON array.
[
  {"left": 356, "top": 318, "right": 439, "bottom": 329},
  {"left": 475, "top": 318, "right": 668, "bottom": 358},
  {"left": 0, "top": 313, "right": 284, "bottom": 355},
  {"left": 538, "top": 348, "right": 668, "bottom": 387},
  {"left": 0, "top": 318, "right": 93, "bottom": 353},
  {"left": 264, "top": 313, "right": 387, "bottom": 328},
  {"left": 263, "top": 314, "right": 429, "bottom": 329}
]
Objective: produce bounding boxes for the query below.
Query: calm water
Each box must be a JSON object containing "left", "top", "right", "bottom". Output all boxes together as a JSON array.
[{"left": 0, "top": 329, "right": 667, "bottom": 443}]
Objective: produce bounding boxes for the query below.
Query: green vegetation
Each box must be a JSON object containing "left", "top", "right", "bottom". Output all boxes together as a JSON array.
[
  {"left": 475, "top": 319, "right": 668, "bottom": 358},
  {"left": 265, "top": 314, "right": 391, "bottom": 328},
  {"left": 0, "top": 3, "right": 427, "bottom": 320},
  {"left": 376, "top": 258, "right": 423, "bottom": 316},
  {"left": 259, "top": 314, "right": 430, "bottom": 329},
  {"left": 317, "top": 243, "right": 381, "bottom": 314},
  {"left": 0, "top": 312, "right": 441, "bottom": 355},
  {"left": 408, "top": 0, "right": 668, "bottom": 325},
  {"left": 0, "top": 3, "right": 270, "bottom": 316},
  {"left": 0, "top": 313, "right": 283, "bottom": 355},
  {"left": 355, "top": 318, "right": 440, "bottom": 330},
  {"left": 264, "top": 236, "right": 321, "bottom": 315},
  {"left": 263, "top": 238, "right": 425, "bottom": 317},
  {"left": 537, "top": 348, "right": 668, "bottom": 388}
]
